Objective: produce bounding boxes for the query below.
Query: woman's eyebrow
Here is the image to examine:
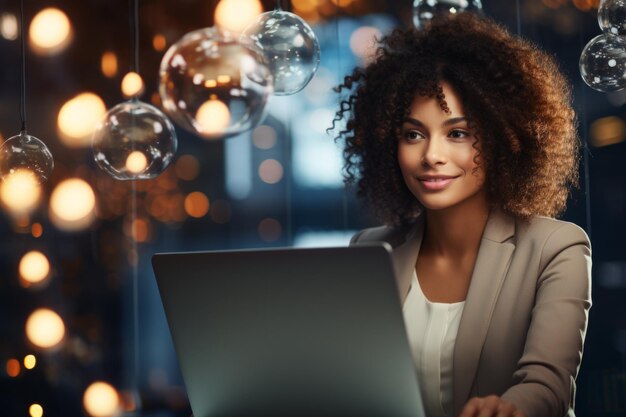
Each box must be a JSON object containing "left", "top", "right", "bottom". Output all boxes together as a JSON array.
[
  {"left": 402, "top": 117, "right": 424, "bottom": 127},
  {"left": 442, "top": 116, "right": 468, "bottom": 127}
]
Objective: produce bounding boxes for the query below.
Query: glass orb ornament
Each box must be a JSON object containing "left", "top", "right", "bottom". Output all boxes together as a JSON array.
[
  {"left": 159, "top": 26, "right": 272, "bottom": 140},
  {"left": 599, "top": 0, "right": 626, "bottom": 36},
  {"left": 0, "top": 131, "right": 54, "bottom": 183},
  {"left": 413, "top": 0, "right": 483, "bottom": 30},
  {"left": 92, "top": 100, "right": 178, "bottom": 180},
  {"left": 580, "top": 34, "right": 626, "bottom": 92},
  {"left": 242, "top": 8, "right": 320, "bottom": 95}
]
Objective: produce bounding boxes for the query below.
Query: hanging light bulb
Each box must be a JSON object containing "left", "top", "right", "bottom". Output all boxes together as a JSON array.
[
  {"left": 412, "top": 0, "right": 483, "bottom": 29},
  {"left": 599, "top": 0, "right": 626, "bottom": 36},
  {"left": 580, "top": 34, "right": 626, "bottom": 92},
  {"left": 2, "top": 1, "right": 54, "bottom": 184},
  {"left": 92, "top": 100, "right": 177, "bottom": 180},
  {"left": 242, "top": 6, "right": 320, "bottom": 95},
  {"left": 159, "top": 26, "right": 272, "bottom": 139},
  {"left": 0, "top": 132, "right": 53, "bottom": 183}
]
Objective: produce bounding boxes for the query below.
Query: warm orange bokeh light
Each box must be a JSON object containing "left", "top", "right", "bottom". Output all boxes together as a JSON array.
[
  {"left": 195, "top": 98, "right": 231, "bottom": 137},
  {"left": 184, "top": 192, "right": 210, "bottom": 218},
  {"left": 83, "top": 382, "right": 121, "bottom": 417},
  {"left": 125, "top": 151, "right": 148, "bottom": 174},
  {"left": 29, "top": 403, "right": 43, "bottom": 417},
  {"left": 101, "top": 51, "right": 118, "bottom": 78},
  {"left": 121, "top": 72, "right": 145, "bottom": 98},
  {"left": 153, "top": 34, "right": 167, "bottom": 51},
  {"left": 58, "top": 92, "right": 107, "bottom": 148},
  {"left": 31, "top": 222, "right": 44, "bottom": 238},
  {"left": 175, "top": 155, "right": 200, "bottom": 181},
  {"left": 19, "top": 251, "right": 51, "bottom": 284},
  {"left": 214, "top": 0, "right": 263, "bottom": 33},
  {"left": 49, "top": 178, "right": 96, "bottom": 232},
  {"left": 25, "top": 308, "right": 65, "bottom": 349},
  {"left": 6, "top": 358, "right": 20, "bottom": 377},
  {"left": 24, "top": 354, "right": 37, "bottom": 370},
  {"left": 29, "top": 8, "right": 72, "bottom": 54},
  {"left": 0, "top": 169, "right": 42, "bottom": 215}
]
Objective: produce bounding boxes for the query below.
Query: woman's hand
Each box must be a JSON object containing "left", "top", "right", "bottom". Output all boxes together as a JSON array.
[{"left": 459, "top": 395, "right": 526, "bottom": 417}]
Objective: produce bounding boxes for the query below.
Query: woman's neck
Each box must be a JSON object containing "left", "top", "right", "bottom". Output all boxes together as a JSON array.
[{"left": 421, "top": 190, "right": 490, "bottom": 261}]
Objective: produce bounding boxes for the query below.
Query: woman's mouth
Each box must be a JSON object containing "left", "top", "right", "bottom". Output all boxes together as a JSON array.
[{"left": 417, "top": 177, "right": 457, "bottom": 191}]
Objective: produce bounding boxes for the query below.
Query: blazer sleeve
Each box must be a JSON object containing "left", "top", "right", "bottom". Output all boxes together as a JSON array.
[{"left": 500, "top": 223, "right": 592, "bottom": 417}]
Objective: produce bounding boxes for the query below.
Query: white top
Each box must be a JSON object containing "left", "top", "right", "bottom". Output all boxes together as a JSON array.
[{"left": 402, "top": 270, "right": 465, "bottom": 417}]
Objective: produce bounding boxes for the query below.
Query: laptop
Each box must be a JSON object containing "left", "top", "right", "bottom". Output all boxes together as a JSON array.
[{"left": 152, "top": 244, "right": 425, "bottom": 417}]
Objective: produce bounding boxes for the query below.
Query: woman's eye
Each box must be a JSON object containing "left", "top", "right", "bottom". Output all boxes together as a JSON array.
[
  {"left": 449, "top": 129, "right": 470, "bottom": 139},
  {"left": 404, "top": 130, "right": 422, "bottom": 141}
]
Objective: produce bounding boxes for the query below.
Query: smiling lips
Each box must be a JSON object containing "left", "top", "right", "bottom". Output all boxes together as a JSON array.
[{"left": 417, "top": 175, "right": 459, "bottom": 191}]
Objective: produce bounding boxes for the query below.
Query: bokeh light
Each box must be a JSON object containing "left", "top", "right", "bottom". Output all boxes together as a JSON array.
[
  {"left": 19, "top": 251, "right": 50, "bottom": 284},
  {"left": 153, "top": 34, "right": 167, "bottom": 51},
  {"left": 29, "top": 8, "right": 72, "bottom": 54},
  {"left": 1, "top": 13, "right": 18, "bottom": 40},
  {"left": 49, "top": 178, "right": 96, "bottom": 232},
  {"left": 184, "top": 192, "right": 210, "bottom": 218},
  {"left": 29, "top": 404, "right": 43, "bottom": 417},
  {"left": 214, "top": 0, "right": 263, "bottom": 33},
  {"left": 258, "top": 159, "right": 283, "bottom": 184},
  {"left": 349, "top": 26, "right": 381, "bottom": 65},
  {"left": 101, "top": 52, "right": 118, "bottom": 78},
  {"left": 125, "top": 151, "right": 148, "bottom": 174},
  {"left": 31, "top": 223, "right": 43, "bottom": 238},
  {"left": 25, "top": 308, "right": 65, "bottom": 349},
  {"left": 58, "top": 93, "right": 107, "bottom": 148},
  {"left": 0, "top": 169, "right": 42, "bottom": 215},
  {"left": 124, "top": 217, "right": 152, "bottom": 242},
  {"left": 590, "top": 115, "right": 626, "bottom": 146},
  {"left": 258, "top": 218, "right": 281, "bottom": 242},
  {"left": 174, "top": 155, "right": 200, "bottom": 180},
  {"left": 24, "top": 354, "right": 37, "bottom": 370},
  {"left": 252, "top": 124, "right": 277, "bottom": 149},
  {"left": 6, "top": 358, "right": 20, "bottom": 377},
  {"left": 195, "top": 97, "right": 232, "bottom": 136},
  {"left": 83, "top": 382, "right": 121, "bottom": 417},
  {"left": 121, "top": 72, "right": 145, "bottom": 98}
]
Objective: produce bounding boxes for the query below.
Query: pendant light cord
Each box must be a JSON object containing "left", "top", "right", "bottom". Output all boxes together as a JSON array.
[
  {"left": 130, "top": 0, "right": 139, "bottom": 75},
  {"left": 19, "top": 0, "right": 27, "bottom": 133}
]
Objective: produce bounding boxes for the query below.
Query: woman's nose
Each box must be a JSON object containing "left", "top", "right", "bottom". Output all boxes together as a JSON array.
[{"left": 421, "top": 136, "right": 448, "bottom": 166}]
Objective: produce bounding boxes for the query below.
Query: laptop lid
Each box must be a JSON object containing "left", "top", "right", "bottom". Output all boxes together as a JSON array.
[{"left": 152, "top": 244, "right": 425, "bottom": 417}]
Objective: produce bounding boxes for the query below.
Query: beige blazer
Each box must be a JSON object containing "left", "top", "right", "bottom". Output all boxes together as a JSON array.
[{"left": 351, "top": 209, "right": 592, "bottom": 417}]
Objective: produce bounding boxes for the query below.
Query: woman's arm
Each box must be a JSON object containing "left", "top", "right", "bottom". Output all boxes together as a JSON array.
[{"left": 498, "top": 222, "right": 592, "bottom": 417}]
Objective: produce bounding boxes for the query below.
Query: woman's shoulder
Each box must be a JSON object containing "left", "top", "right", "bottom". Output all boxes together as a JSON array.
[
  {"left": 516, "top": 215, "right": 590, "bottom": 248},
  {"left": 514, "top": 215, "right": 592, "bottom": 274}
]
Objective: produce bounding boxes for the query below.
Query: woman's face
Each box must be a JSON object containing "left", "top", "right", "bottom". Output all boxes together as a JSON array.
[{"left": 397, "top": 81, "right": 486, "bottom": 212}]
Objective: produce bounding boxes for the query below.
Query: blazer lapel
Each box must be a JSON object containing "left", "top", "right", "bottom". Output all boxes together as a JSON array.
[
  {"left": 389, "top": 214, "right": 425, "bottom": 304},
  {"left": 452, "top": 209, "right": 516, "bottom": 416}
]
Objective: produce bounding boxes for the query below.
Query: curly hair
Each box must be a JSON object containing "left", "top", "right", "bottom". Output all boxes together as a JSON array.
[{"left": 333, "top": 12, "right": 580, "bottom": 225}]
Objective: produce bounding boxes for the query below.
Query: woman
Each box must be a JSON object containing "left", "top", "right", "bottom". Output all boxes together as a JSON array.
[{"left": 334, "top": 12, "right": 592, "bottom": 417}]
